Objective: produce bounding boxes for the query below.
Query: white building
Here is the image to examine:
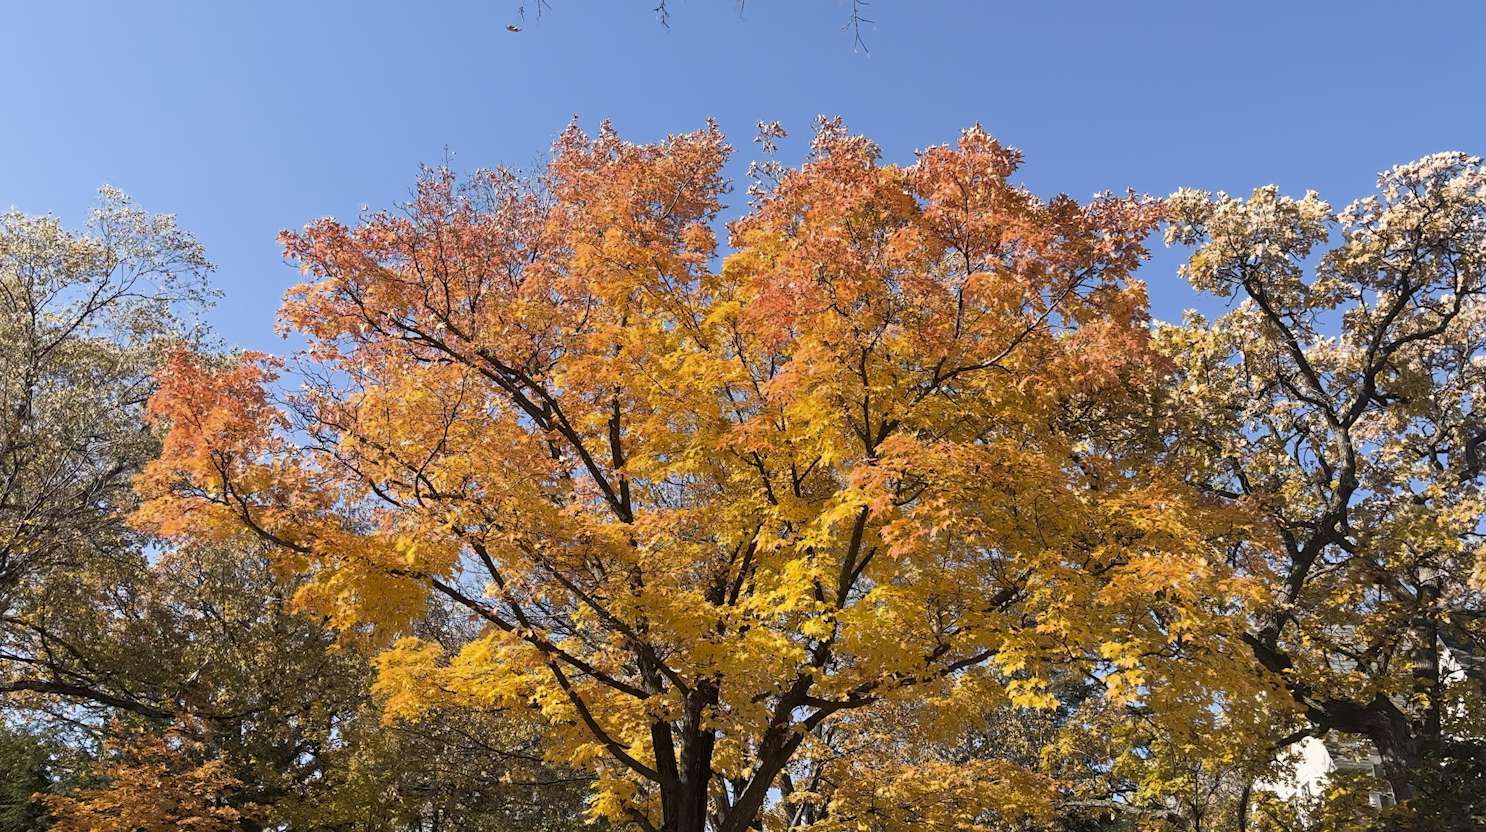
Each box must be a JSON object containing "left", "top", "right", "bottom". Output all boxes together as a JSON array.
[
  {"left": 1270, "top": 734, "right": 1395, "bottom": 812},
  {"left": 1266, "top": 643, "right": 1469, "bottom": 817}
]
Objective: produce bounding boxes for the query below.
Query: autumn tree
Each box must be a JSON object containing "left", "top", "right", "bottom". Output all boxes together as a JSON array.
[
  {"left": 43, "top": 727, "right": 260, "bottom": 832},
  {"left": 136, "top": 119, "right": 1274, "bottom": 832},
  {"left": 0, "top": 188, "right": 211, "bottom": 650},
  {"left": 5, "top": 530, "right": 587, "bottom": 831},
  {"left": 0, "top": 190, "right": 583, "bottom": 831},
  {"left": 1160, "top": 152, "right": 1486, "bottom": 824}
]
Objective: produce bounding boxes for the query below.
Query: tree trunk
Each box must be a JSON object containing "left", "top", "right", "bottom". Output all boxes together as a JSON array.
[
  {"left": 1364, "top": 708, "right": 1421, "bottom": 804},
  {"left": 661, "top": 682, "right": 721, "bottom": 832}
]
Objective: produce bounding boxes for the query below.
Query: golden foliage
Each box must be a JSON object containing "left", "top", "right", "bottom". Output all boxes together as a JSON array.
[{"left": 135, "top": 119, "right": 1279, "bottom": 832}]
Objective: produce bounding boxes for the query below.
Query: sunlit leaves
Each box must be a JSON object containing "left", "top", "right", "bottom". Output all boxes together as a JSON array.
[{"left": 138, "top": 119, "right": 1273, "bottom": 832}]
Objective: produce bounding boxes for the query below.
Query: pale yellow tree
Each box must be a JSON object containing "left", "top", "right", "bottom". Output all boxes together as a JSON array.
[
  {"left": 1160, "top": 152, "right": 1486, "bottom": 818},
  {"left": 0, "top": 188, "right": 214, "bottom": 714}
]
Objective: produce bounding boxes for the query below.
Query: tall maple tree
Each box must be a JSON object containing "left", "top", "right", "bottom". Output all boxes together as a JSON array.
[{"left": 136, "top": 119, "right": 1270, "bottom": 832}]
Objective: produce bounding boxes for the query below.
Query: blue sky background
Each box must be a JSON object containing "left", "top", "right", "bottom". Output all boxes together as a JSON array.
[{"left": 4, "top": 1, "right": 1484, "bottom": 350}]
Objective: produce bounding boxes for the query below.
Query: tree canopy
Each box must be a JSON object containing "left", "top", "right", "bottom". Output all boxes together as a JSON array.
[
  {"left": 136, "top": 119, "right": 1289, "bottom": 832},
  {"left": 3, "top": 120, "right": 1483, "bottom": 832}
]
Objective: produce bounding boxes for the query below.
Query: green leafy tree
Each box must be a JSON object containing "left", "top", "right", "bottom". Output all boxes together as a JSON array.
[{"left": 0, "top": 725, "right": 53, "bottom": 831}]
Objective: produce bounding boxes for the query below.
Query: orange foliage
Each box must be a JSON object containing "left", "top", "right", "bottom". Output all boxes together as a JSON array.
[
  {"left": 45, "top": 728, "right": 258, "bottom": 832},
  {"left": 135, "top": 119, "right": 1273, "bottom": 832}
]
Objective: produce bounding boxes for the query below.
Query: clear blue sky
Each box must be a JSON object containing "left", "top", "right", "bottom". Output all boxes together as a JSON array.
[{"left": 4, "top": 1, "right": 1483, "bottom": 349}]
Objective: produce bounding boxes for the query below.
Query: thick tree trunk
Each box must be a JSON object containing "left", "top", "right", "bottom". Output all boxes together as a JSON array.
[
  {"left": 1371, "top": 735, "right": 1418, "bottom": 804},
  {"left": 1346, "top": 706, "right": 1421, "bottom": 803},
  {"left": 1245, "top": 629, "right": 1434, "bottom": 805},
  {"left": 660, "top": 682, "right": 721, "bottom": 832},
  {"left": 666, "top": 782, "right": 713, "bottom": 832}
]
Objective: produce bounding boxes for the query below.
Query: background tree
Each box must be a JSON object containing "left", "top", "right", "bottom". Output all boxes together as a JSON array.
[
  {"left": 0, "top": 191, "right": 211, "bottom": 825},
  {"left": 0, "top": 193, "right": 584, "bottom": 831},
  {"left": 1160, "top": 152, "right": 1486, "bottom": 821},
  {"left": 43, "top": 726, "right": 260, "bottom": 832},
  {"left": 10, "top": 534, "right": 588, "bottom": 831},
  {"left": 0, "top": 187, "right": 211, "bottom": 663},
  {"left": 137, "top": 118, "right": 1273, "bottom": 832},
  {"left": 0, "top": 724, "right": 55, "bottom": 831}
]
